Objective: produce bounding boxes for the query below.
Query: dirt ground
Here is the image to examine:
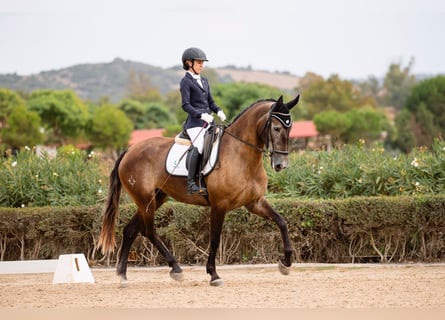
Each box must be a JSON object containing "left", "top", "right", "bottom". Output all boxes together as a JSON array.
[{"left": 0, "top": 263, "right": 444, "bottom": 308}]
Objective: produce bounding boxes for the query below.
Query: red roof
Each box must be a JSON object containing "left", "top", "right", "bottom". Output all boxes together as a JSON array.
[
  {"left": 129, "top": 129, "right": 165, "bottom": 145},
  {"left": 289, "top": 121, "right": 318, "bottom": 138}
]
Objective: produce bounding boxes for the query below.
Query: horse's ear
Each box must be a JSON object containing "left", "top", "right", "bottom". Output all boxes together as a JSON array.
[
  {"left": 285, "top": 94, "right": 300, "bottom": 110},
  {"left": 273, "top": 95, "right": 284, "bottom": 111}
]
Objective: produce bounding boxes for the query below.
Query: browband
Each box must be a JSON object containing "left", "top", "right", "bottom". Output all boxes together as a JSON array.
[{"left": 271, "top": 112, "right": 292, "bottom": 128}]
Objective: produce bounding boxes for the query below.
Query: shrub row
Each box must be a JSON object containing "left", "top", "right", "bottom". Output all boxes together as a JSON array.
[
  {"left": 267, "top": 138, "right": 445, "bottom": 198},
  {"left": 1, "top": 195, "right": 444, "bottom": 264},
  {"left": 0, "top": 146, "right": 108, "bottom": 208},
  {"left": 2, "top": 139, "right": 445, "bottom": 209}
]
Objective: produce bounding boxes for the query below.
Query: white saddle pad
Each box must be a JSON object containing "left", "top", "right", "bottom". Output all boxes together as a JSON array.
[{"left": 165, "top": 138, "right": 221, "bottom": 177}]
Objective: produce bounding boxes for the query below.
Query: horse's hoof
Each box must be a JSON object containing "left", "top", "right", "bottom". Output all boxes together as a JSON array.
[
  {"left": 119, "top": 275, "right": 128, "bottom": 288},
  {"left": 170, "top": 270, "right": 184, "bottom": 282},
  {"left": 278, "top": 260, "right": 291, "bottom": 275},
  {"left": 209, "top": 278, "right": 224, "bottom": 286}
]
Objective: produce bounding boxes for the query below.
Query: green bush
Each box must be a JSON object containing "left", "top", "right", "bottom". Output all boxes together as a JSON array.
[
  {"left": 0, "top": 146, "right": 108, "bottom": 207},
  {"left": 267, "top": 138, "right": 445, "bottom": 198},
  {"left": 0, "top": 196, "right": 443, "bottom": 263},
  {"left": 2, "top": 138, "right": 445, "bottom": 208}
]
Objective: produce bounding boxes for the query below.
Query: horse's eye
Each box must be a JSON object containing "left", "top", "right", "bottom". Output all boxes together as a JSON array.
[{"left": 273, "top": 126, "right": 281, "bottom": 132}]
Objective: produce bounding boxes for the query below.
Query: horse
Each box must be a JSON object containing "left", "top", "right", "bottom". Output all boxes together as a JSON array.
[{"left": 98, "top": 94, "right": 300, "bottom": 286}]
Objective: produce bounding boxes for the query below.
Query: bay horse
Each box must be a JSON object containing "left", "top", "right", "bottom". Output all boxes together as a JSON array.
[{"left": 98, "top": 94, "right": 300, "bottom": 286}]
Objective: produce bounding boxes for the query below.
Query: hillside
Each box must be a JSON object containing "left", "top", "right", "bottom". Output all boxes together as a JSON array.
[
  {"left": 0, "top": 58, "right": 300, "bottom": 103},
  {"left": 0, "top": 58, "right": 180, "bottom": 103},
  {"left": 215, "top": 68, "right": 300, "bottom": 90}
]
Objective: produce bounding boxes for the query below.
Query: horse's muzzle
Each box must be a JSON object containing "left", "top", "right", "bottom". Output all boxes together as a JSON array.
[{"left": 272, "top": 155, "right": 288, "bottom": 172}]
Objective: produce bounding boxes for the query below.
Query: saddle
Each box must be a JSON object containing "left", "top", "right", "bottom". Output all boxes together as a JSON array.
[{"left": 165, "top": 125, "right": 223, "bottom": 176}]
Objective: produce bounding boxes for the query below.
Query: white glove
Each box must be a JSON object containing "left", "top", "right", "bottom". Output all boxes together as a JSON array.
[
  {"left": 200, "top": 113, "right": 214, "bottom": 124},
  {"left": 217, "top": 110, "right": 227, "bottom": 122}
]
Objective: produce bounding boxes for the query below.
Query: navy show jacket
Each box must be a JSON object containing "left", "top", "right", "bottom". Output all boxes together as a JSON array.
[{"left": 180, "top": 72, "right": 222, "bottom": 129}]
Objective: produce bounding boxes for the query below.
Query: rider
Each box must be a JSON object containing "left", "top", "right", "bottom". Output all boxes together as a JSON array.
[{"left": 180, "top": 47, "right": 226, "bottom": 195}]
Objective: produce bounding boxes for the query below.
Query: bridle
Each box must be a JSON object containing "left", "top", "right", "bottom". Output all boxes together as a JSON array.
[
  {"left": 263, "top": 106, "right": 292, "bottom": 156},
  {"left": 223, "top": 103, "right": 292, "bottom": 157}
]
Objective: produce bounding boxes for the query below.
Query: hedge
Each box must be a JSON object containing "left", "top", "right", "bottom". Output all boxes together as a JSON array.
[{"left": 0, "top": 195, "right": 444, "bottom": 264}]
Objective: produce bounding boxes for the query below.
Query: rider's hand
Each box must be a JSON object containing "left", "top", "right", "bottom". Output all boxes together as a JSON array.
[
  {"left": 217, "top": 110, "right": 227, "bottom": 122},
  {"left": 200, "top": 113, "right": 214, "bottom": 124}
]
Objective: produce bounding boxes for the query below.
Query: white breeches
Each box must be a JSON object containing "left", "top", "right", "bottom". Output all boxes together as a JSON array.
[{"left": 186, "top": 126, "right": 209, "bottom": 154}]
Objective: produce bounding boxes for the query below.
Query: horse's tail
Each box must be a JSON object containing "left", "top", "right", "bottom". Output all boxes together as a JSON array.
[{"left": 98, "top": 150, "right": 127, "bottom": 255}]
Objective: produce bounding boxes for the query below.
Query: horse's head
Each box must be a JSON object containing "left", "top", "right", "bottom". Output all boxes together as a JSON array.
[{"left": 264, "top": 94, "right": 300, "bottom": 172}]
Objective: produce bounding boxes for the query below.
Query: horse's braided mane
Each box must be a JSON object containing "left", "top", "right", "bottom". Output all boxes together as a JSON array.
[{"left": 227, "top": 98, "right": 276, "bottom": 127}]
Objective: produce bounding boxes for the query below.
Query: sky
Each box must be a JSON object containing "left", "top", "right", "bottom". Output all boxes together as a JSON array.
[{"left": 1, "top": 0, "right": 444, "bottom": 79}]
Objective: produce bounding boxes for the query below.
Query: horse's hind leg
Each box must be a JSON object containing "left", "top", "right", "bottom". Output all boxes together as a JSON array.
[
  {"left": 116, "top": 212, "right": 143, "bottom": 284},
  {"left": 246, "top": 198, "right": 293, "bottom": 275},
  {"left": 147, "top": 233, "right": 184, "bottom": 281},
  {"left": 117, "top": 192, "right": 182, "bottom": 285},
  {"left": 142, "top": 194, "right": 184, "bottom": 281}
]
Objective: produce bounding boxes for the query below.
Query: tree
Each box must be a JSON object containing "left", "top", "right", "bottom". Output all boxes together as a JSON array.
[
  {"left": 118, "top": 99, "right": 145, "bottom": 129},
  {"left": 26, "top": 90, "right": 89, "bottom": 145},
  {"left": 201, "top": 68, "right": 221, "bottom": 86},
  {"left": 297, "top": 72, "right": 324, "bottom": 91},
  {"left": 0, "top": 88, "right": 25, "bottom": 129},
  {"left": 164, "top": 91, "right": 181, "bottom": 112},
  {"left": 411, "top": 103, "right": 438, "bottom": 147},
  {"left": 393, "top": 109, "right": 416, "bottom": 153},
  {"left": 212, "top": 82, "right": 284, "bottom": 120},
  {"left": 406, "top": 75, "right": 445, "bottom": 135},
  {"left": 87, "top": 105, "right": 133, "bottom": 156},
  {"left": 342, "top": 107, "right": 388, "bottom": 144},
  {"left": 314, "top": 107, "right": 389, "bottom": 147},
  {"left": 302, "top": 74, "right": 377, "bottom": 119},
  {"left": 126, "top": 70, "right": 163, "bottom": 103},
  {"left": 1, "top": 105, "right": 44, "bottom": 149},
  {"left": 313, "top": 110, "right": 351, "bottom": 147},
  {"left": 393, "top": 75, "right": 445, "bottom": 152},
  {"left": 381, "top": 59, "right": 417, "bottom": 109},
  {"left": 144, "top": 103, "right": 175, "bottom": 128},
  {"left": 118, "top": 99, "right": 174, "bottom": 129},
  {"left": 164, "top": 91, "right": 183, "bottom": 125},
  {"left": 357, "top": 76, "right": 381, "bottom": 102}
]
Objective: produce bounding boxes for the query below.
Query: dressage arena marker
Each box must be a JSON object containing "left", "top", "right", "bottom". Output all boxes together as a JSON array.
[
  {"left": 0, "top": 259, "right": 57, "bottom": 274},
  {"left": 52, "top": 253, "right": 95, "bottom": 284}
]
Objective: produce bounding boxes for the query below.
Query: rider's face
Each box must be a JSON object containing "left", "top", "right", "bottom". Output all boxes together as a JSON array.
[{"left": 192, "top": 60, "right": 204, "bottom": 74}]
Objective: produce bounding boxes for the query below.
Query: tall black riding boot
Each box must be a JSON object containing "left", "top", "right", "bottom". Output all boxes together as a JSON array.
[{"left": 187, "top": 147, "right": 208, "bottom": 195}]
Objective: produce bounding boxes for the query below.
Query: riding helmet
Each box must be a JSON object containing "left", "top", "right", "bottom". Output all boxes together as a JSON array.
[{"left": 182, "top": 47, "right": 208, "bottom": 70}]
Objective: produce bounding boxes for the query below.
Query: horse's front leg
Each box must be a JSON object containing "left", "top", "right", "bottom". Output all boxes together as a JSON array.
[
  {"left": 246, "top": 198, "right": 293, "bottom": 275},
  {"left": 206, "top": 208, "right": 226, "bottom": 286}
]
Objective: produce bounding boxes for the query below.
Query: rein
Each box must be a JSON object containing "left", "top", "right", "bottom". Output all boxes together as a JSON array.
[
  {"left": 223, "top": 128, "right": 266, "bottom": 154},
  {"left": 224, "top": 103, "right": 291, "bottom": 156}
]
